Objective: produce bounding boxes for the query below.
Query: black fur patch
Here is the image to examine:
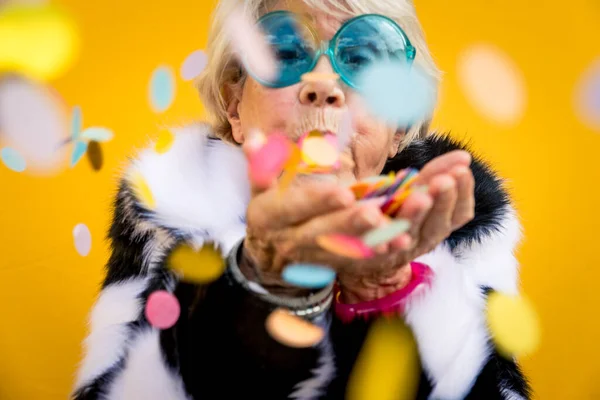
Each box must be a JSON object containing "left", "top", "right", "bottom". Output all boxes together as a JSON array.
[{"left": 382, "top": 133, "right": 512, "bottom": 251}]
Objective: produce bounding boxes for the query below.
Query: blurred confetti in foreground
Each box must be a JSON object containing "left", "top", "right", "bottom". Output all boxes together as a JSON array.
[
  {"left": 130, "top": 171, "right": 156, "bottom": 209},
  {"left": 72, "top": 223, "right": 92, "bottom": 257},
  {"left": 0, "top": 146, "right": 27, "bottom": 172},
  {"left": 149, "top": 65, "right": 175, "bottom": 113},
  {"left": 145, "top": 290, "right": 180, "bottom": 329},
  {"left": 574, "top": 59, "right": 600, "bottom": 131},
  {"left": 458, "top": 44, "right": 527, "bottom": 125},
  {"left": 265, "top": 308, "right": 324, "bottom": 348},
  {"left": 0, "top": 3, "right": 80, "bottom": 81},
  {"left": 356, "top": 61, "right": 436, "bottom": 128},
  {"left": 347, "top": 318, "right": 419, "bottom": 400},
  {"left": 180, "top": 49, "right": 208, "bottom": 81},
  {"left": 155, "top": 128, "right": 175, "bottom": 154},
  {"left": 486, "top": 291, "right": 540, "bottom": 358},
  {"left": 0, "top": 77, "right": 68, "bottom": 173},
  {"left": 167, "top": 242, "right": 226, "bottom": 284},
  {"left": 282, "top": 264, "right": 336, "bottom": 289}
]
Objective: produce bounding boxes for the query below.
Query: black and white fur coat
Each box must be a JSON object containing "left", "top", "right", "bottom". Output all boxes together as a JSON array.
[{"left": 72, "top": 123, "right": 531, "bottom": 400}]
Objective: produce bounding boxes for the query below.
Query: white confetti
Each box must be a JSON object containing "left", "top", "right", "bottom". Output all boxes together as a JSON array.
[{"left": 73, "top": 223, "right": 92, "bottom": 257}]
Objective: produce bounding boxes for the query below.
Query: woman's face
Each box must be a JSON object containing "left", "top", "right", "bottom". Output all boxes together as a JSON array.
[{"left": 226, "top": 1, "right": 403, "bottom": 182}]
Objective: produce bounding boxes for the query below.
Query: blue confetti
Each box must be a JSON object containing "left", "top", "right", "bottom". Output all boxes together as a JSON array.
[
  {"left": 81, "top": 127, "right": 114, "bottom": 142},
  {"left": 71, "top": 140, "right": 88, "bottom": 168},
  {"left": 72, "top": 105, "right": 82, "bottom": 141},
  {"left": 282, "top": 264, "right": 336, "bottom": 289},
  {"left": 356, "top": 61, "right": 436, "bottom": 127},
  {"left": 149, "top": 66, "right": 175, "bottom": 112},
  {"left": 1, "top": 147, "right": 26, "bottom": 172}
]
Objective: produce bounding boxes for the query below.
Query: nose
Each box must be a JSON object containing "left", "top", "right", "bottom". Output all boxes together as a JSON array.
[{"left": 298, "top": 57, "right": 345, "bottom": 107}]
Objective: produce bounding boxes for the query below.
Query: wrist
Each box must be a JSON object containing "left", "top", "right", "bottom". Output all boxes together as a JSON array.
[
  {"left": 339, "top": 263, "right": 413, "bottom": 304},
  {"left": 238, "top": 245, "right": 314, "bottom": 298}
]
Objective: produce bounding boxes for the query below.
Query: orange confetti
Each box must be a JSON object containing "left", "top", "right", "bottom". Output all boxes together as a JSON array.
[
  {"left": 265, "top": 308, "right": 324, "bottom": 348},
  {"left": 316, "top": 234, "right": 374, "bottom": 259}
]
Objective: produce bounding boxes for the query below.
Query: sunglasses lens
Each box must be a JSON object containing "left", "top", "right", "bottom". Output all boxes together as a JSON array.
[
  {"left": 334, "top": 15, "right": 410, "bottom": 87},
  {"left": 258, "top": 12, "right": 317, "bottom": 87}
]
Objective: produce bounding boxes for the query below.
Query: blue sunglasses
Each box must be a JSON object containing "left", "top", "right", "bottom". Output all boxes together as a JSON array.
[{"left": 249, "top": 11, "right": 416, "bottom": 89}]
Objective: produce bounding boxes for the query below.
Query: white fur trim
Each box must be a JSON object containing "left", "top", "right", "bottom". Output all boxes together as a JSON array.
[
  {"left": 406, "top": 208, "right": 522, "bottom": 400},
  {"left": 130, "top": 124, "right": 249, "bottom": 252},
  {"left": 501, "top": 388, "right": 526, "bottom": 400},
  {"left": 106, "top": 330, "right": 191, "bottom": 400},
  {"left": 74, "top": 279, "right": 148, "bottom": 390},
  {"left": 289, "top": 315, "right": 336, "bottom": 399}
]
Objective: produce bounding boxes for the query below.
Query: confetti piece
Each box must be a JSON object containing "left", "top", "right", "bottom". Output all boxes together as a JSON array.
[
  {"left": 487, "top": 292, "right": 540, "bottom": 357},
  {"left": 301, "top": 135, "right": 338, "bottom": 167},
  {"left": 316, "top": 234, "right": 375, "bottom": 259},
  {"left": 0, "top": 4, "right": 80, "bottom": 81},
  {"left": 149, "top": 65, "right": 175, "bottom": 113},
  {"left": 356, "top": 61, "right": 435, "bottom": 127},
  {"left": 1, "top": 147, "right": 26, "bottom": 172},
  {"left": 80, "top": 127, "right": 113, "bottom": 142},
  {"left": 155, "top": 129, "right": 175, "bottom": 154},
  {"left": 458, "top": 45, "right": 527, "bottom": 125},
  {"left": 349, "top": 182, "right": 372, "bottom": 199},
  {"left": 265, "top": 308, "right": 324, "bottom": 348},
  {"left": 362, "top": 220, "right": 411, "bottom": 248},
  {"left": 131, "top": 172, "right": 156, "bottom": 209},
  {"left": 282, "top": 264, "right": 336, "bottom": 289},
  {"left": 338, "top": 109, "right": 353, "bottom": 150},
  {"left": 145, "top": 291, "right": 180, "bottom": 329},
  {"left": 71, "top": 105, "right": 82, "bottom": 141},
  {"left": 167, "top": 243, "right": 226, "bottom": 284},
  {"left": 71, "top": 140, "right": 87, "bottom": 167},
  {"left": 301, "top": 72, "right": 340, "bottom": 82},
  {"left": 347, "top": 318, "right": 419, "bottom": 400},
  {"left": 0, "top": 78, "right": 67, "bottom": 172},
  {"left": 72, "top": 223, "right": 91, "bottom": 257},
  {"left": 224, "top": 7, "right": 278, "bottom": 83},
  {"left": 249, "top": 133, "right": 292, "bottom": 187},
  {"left": 574, "top": 59, "right": 600, "bottom": 131},
  {"left": 278, "top": 144, "right": 302, "bottom": 193},
  {"left": 180, "top": 49, "right": 208, "bottom": 81},
  {"left": 86, "top": 141, "right": 103, "bottom": 171}
]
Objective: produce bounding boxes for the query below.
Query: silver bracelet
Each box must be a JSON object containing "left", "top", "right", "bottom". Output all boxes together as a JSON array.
[{"left": 227, "top": 239, "right": 333, "bottom": 321}]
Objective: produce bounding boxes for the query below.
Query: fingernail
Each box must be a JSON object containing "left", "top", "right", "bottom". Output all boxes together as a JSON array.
[
  {"left": 454, "top": 166, "right": 470, "bottom": 177},
  {"left": 413, "top": 185, "right": 429, "bottom": 194},
  {"left": 439, "top": 177, "right": 455, "bottom": 192},
  {"left": 361, "top": 206, "right": 381, "bottom": 226}
]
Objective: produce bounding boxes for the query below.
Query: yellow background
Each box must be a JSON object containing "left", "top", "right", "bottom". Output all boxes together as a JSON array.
[{"left": 1, "top": 0, "right": 599, "bottom": 399}]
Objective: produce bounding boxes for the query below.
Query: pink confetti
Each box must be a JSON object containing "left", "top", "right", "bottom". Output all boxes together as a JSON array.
[
  {"left": 180, "top": 49, "right": 208, "bottom": 81},
  {"left": 145, "top": 291, "right": 181, "bottom": 329},
  {"left": 224, "top": 7, "right": 278, "bottom": 83},
  {"left": 249, "top": 133, "right": 292, "bottom": 187}
]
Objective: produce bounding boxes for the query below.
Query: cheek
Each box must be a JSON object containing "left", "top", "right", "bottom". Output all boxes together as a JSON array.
[
  {"left": 240, "top": 79, "right": 297, "bottom": 134},
  {"left": 351, "top": 115, "right": 395, "bottom": 177}
]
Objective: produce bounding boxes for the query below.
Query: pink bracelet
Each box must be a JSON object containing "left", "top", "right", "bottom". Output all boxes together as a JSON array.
[{"left": 334, "top": 261, "right": 434, "bottom": 323}]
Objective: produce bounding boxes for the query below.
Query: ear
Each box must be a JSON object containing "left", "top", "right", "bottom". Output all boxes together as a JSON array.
[
  {"left": 224, "top": 82, "right": 244, "bottom": 144},
  {"left": 388, "top": 129, "right": 405, "bottom": 158}
]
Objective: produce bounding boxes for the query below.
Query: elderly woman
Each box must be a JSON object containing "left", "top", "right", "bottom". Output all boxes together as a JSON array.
[{"left": 73, "top": 0, "right": 530, "bottom": 399}]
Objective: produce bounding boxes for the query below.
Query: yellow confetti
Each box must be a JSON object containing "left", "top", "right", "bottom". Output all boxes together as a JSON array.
[
  {"left": 0, "top": 4, "right": 80, "bottom": 81},
  {"left": 167, "top": 243, "right": 225, "bottom": 284},
  {"left": 301, "top": 136, "right": 338, "bottom": 167},
  {"left": 347, "top": 318, "right": 419, "bottom": 400},
  {"left": 155, "top": 129, "right": 175, "bottom": 154},
  {"left": 131, "top": 172, "right": 156, "bottom": 209},
  {"left": 265, "top": 308, "right": 324, "bottom": 348},
  {"left": 487, "top": 292, "right": 540, "bottom": 357}
]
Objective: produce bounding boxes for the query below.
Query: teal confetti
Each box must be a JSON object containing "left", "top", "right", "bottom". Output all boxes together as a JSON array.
[
  {"left": 81, "top": 127, "right": 114, "bottom": 142},
  {"left": 1, "top": 147, "right": 26, "bottom": 172},
  {"left": 71, "top": 140, "right": 88, "bottom": 167},
  {"left": 362, "top": 220, "right": 411, "bottom": 248},
  {"left": 149, "top": 66, "right": 175, "bottom": 112},
  {"left": 282, "top": 264, "right": 336, "bottom": 289},
  {"left": 356, "top": 61, "right": 436, "bottom": 127}
]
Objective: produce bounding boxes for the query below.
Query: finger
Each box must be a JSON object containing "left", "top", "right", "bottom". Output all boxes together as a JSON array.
[
  {"left": 418, "top": 174, "right": 458, "bottom": 250},
  {"left": 414, "top": 150, "right": 471, "bottom": 185},
  {"left": 449, "top": 165, "right": 475, "bottom": 230},
  {"left": 394, "top": 191, "right": 434, "bottom": 243},
  {"left": 247, "top": 180, "right": 356, "bottom": 229}
]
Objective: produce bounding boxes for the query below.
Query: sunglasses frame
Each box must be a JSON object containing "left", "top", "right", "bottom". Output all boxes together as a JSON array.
[{"left": 252, "top": 10, "right": 417, "bottom": 89}]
